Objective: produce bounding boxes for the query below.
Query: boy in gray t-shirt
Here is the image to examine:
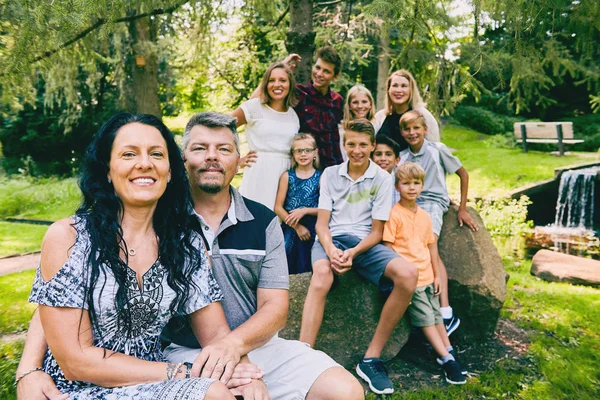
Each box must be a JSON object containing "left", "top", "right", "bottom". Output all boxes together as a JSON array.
[
  {"left": 300, "top": 118, "right": 418, "bottom": 395},
  {"left": 398, "top": 110, "right": 478, "bottom": 336}
]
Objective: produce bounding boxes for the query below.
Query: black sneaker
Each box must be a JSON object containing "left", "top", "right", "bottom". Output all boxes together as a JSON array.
[
  {"left": 436, "top": 350, "right": 468, "bottom": 375},
  {"left": 356, "top": 358, "right": 394, "bottom": 394},
  {"left": 442, "top": 360, "right": 467, "bottom": 385},
  {"left": 444, "top": 315, "right": 461, "bottom": 336}
]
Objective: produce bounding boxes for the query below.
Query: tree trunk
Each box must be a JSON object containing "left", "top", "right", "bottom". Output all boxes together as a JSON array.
[
  {"left": 376, "top": 30, "right": 391, "bottom": 110},
  {"left": 286, "top": 0, "right": 315, "bottom": 84},
  {"left": 127, "top": 16, "right": 161, "bottom": 118}
]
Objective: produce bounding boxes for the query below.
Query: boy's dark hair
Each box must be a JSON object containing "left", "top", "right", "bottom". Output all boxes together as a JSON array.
[
  {"left": 343, "top": 118, "right": 375, "bottom": 144},
  {"left": 315, "top": 46, "right": 342, "bottom": 76},
  {"left": 375, "top": 135, "right": 401, "bottom": 157}
]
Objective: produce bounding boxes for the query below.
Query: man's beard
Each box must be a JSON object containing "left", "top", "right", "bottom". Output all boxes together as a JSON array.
[{"left": 198, "top": 181, "right": 224, "bottom": 194}]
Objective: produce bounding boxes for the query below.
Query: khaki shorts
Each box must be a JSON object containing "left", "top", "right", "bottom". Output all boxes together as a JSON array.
[
  {"left": 163, "top": 335, "right": 339, "bottom": 400},
  {"left": 408, "top": 284, "right": 443, "bottom": 327}
]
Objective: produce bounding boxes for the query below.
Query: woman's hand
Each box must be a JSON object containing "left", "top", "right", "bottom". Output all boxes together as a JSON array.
[
  {"left": 295, "top": 225, "right": 311, "bottom": 241},
  {"left": 17, "top": 371, "right": 69, "bottom": 400},
  {"left": 284, "top": 208, "right": 306, "bottom": 227},
  {"left": 191, "top": 337, "right": 241, "bottom": 384},
  {"left": 239, "top": 151, "right": 258, "bottom": 168}
]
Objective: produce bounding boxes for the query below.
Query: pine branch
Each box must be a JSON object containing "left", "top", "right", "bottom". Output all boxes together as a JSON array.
[{"left": 29, "top": 0, "right": 189, "bottom": 64}]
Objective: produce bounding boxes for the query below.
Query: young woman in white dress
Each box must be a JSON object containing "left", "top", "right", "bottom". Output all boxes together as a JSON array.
[{"left": 232, "top": 62, "right": 300, "bottom": 210}]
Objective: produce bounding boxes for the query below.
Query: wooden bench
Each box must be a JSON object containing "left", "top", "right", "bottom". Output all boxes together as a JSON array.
[{"left": 514, "top": 122, "right": 584, "bottom": 156}]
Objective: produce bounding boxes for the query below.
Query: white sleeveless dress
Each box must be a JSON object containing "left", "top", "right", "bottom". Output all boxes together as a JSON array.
[{"left": 238, "top": 98, "right": 300, "bottom": 210}]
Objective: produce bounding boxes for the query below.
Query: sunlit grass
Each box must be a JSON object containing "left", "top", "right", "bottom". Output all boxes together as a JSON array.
[
  {"left": 0, "top": 270, "right": 36, "bottom": 335},
  {"left": 0, "top": 177, "right": 80, "bottom": 221},
  {"left": 0, "top": 222, "right": 47, "bottom": 257}
]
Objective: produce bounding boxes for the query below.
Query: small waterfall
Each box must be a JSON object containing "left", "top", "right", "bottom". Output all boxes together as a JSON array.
[{"left": 554, "top": 168, "right": 598, "bottom": 229}]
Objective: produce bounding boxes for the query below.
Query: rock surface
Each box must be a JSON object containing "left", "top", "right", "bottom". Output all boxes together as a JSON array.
[
  {"left": 438, "top": 206, "right": 507, "bottom": 340},
  {"left": 282, "top": 205, "right": 508, "bottom": 366},
  {"left": 280, "top": 271, "right": 411, "bottom": 368},
  {"left": 531, "top": 249, "right": 600, "bottom": 287}
]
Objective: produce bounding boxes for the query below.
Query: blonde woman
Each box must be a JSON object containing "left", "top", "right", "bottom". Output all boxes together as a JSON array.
[{"left": 374, "top": 70, "right": 440, "bottom": 149}]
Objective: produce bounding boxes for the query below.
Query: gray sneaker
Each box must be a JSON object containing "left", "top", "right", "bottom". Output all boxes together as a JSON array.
[{"left": 356, "top": 358, "right": 394, "bottom": 394}]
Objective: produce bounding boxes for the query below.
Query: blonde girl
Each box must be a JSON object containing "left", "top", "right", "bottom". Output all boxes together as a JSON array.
[
  {"left": 340, "top": 84, "right": 376, "bottom": 161},
  {"left": 274, "top": 134, "right": 322, "bottom": 274}
]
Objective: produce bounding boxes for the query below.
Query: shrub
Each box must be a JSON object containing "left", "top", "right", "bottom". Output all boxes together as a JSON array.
[
  {"left": 452, "top": 106, "right": 506, "bottom": 135},
  {"left": 474, "top": 195, "right": 533, "bottom": 237}
]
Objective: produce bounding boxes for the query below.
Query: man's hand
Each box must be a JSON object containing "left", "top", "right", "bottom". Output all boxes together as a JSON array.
[
  {"left": 283, "top": 54, "right": 301, "bottom": 70},
  {"left": 284, "top": 208, "right": 306, "bottom": 227},
  {"left": 457, "top": 208, "right": 478, "bottom": 232},
  {"left": 433, "top": 275, "right": 441, "bottom": 296},
  {"left": 295, "top": 224, "right": 311, "bottom": 241},
  {"left": 226, "top": 362, "right": 264, "bottom": 389},
  {"left": 191, "top": 337, "right": 241, "bottom": 384},
  {"left": 17, "top": 371, "right": 69, "bottom": 400},
  {"left": 230, "top": 379, "right": 271, "bottom": 400},
  {"left": 239, "top": 151, "right": 258, "bottom": 168}
]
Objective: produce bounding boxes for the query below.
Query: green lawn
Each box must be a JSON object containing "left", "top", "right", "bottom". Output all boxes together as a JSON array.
[
  {"left": 0, "top": 177, "right": 80, "bottom": 221},
  {"left": 443, "top": 124, "right": 599, "bottom": 199},
  {"left": 0, "top": 222, "right": 47, "bottom": 257}
]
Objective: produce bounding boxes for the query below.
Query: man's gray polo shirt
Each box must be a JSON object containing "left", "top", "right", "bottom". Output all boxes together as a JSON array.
[
  {"left": 162, "top": 187, "right": 289, "bottom": 348},
  {"left": 399, "top": 139, "right": 462, "bottom": 210},
  {"left": 318, "top": 159, "right": 393, "bottom": 240}
]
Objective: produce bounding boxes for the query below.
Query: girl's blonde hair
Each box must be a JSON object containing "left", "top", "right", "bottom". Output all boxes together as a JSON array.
[
  {"left": 343, "top": 84, "right": 375, "bottom": 122},
  {"left": 384, "top": 69, "right": 425, "bottom": 115},
  {"left": 290, "top": 133, "right": 320, "bottom": 170},
  {"left": 259, "top": 62, "right": 298, "bottom": 108}
]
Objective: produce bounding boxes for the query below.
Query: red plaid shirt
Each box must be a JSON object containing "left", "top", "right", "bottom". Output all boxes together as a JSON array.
[{"left": 294, "top": 82, "right": 344, "bottom": 168}]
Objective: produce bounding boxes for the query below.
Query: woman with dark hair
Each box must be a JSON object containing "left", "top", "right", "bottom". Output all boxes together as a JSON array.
[
  {"left": 25, "top": 113, "right": 237, "bottom": 399},
  {"left": 232, "top": 62, "right": 300, "bottom": 210}
]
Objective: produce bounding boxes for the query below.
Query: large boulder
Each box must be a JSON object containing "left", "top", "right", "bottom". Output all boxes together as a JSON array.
[
  {"left": 281, "top": 205, "right": 507, "bottom": 366},
  {"left": 280, "top": 271, "right": 411, "bottom": 368},
  {"left": 438, "top": 206, "right": 507, "bottom": 340},
  {"left": 531, "top": 249, "right": 600, "bottom": 287}
]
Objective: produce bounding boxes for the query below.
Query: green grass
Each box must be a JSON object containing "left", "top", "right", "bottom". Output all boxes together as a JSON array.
[
  {"left": 0, "top": 340, "right": 22, "bottom": 400},
  {"left": 443, "top": 124, "right": 599, "bottom": 199},
  {"left": 0, "top": 177, "right": 80, "bottom": 221},
  {"left": 0, "top": 222, "right": 47, "bottom": 257},
  {"left": 0, "top": 270, "right": 36, "bottom": 336}
]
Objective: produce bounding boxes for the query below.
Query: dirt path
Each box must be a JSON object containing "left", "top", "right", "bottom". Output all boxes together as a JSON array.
[{"left": 0, "top": 252, "right": 39, "bottom": 277}]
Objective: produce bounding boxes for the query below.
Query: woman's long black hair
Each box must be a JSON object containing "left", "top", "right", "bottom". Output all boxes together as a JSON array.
[{"left": 77, "top": 112, "right": 199, "bottom": 339}]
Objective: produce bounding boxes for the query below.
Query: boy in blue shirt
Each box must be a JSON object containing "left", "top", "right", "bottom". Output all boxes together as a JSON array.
[{"left": 398, "top": 110, "right": 478, "bottom": 335}]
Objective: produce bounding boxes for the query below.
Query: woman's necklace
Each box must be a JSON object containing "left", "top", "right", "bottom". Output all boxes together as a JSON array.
[{"left": 126, "top": 230, "right": 154, "bottom": 257}]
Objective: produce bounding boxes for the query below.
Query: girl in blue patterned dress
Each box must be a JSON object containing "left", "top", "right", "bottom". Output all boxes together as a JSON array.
[
  {"left": 275, "top": 134, "right": 322, "bottom": 274},
  {"left": 23, "top": 114, "right": 239, "bottom": 399}
]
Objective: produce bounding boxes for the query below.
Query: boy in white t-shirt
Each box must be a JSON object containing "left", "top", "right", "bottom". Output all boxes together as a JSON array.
[{"left": 299, "top": 119, "right": 418, "bottom": 395}]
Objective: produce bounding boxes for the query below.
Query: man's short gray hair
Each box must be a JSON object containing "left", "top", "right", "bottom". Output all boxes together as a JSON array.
[{"left": 182, "top": 112, "right": 240, "bottom": 153}]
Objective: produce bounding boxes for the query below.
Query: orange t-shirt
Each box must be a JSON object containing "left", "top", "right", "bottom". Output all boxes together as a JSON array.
[{"left": 383, "top": 203, "right": 436, "bottom": 287}]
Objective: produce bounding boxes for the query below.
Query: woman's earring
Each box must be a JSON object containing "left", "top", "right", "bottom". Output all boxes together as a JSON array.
[{"left": 108, "top": 177, "right": 112, "bottom": 183}]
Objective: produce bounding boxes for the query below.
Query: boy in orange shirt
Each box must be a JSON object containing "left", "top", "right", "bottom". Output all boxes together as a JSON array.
[{"left": 383, "top": 162, "right": 467, "bottom": 385}]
